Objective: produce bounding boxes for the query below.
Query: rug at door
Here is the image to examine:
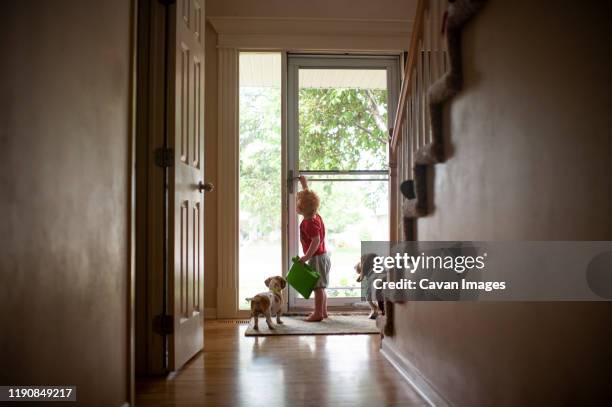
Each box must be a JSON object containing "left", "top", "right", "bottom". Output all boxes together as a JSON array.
[{"left": 244, "top": 315, "right": 378, "bottom": 336}]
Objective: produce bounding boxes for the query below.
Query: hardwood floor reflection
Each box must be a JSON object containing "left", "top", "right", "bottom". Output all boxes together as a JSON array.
[{"left": 136, "top": 321, "right": 426, "bottom": 406}]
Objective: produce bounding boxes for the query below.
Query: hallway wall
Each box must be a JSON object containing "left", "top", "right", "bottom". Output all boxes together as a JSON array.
[
  {"left": 388, "top": 0, "right": 612, "bottom": 405},
  {"left": 0, "top": 1, "right": 133, "bottom": 405}
]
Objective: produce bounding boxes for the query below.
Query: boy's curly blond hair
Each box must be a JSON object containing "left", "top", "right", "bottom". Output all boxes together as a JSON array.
[{"left": 296, "top": 189, "right": 320, "bottom": 217}]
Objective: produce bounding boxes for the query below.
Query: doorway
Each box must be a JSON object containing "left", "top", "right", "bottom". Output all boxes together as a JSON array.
[
  {"left": 235, "top": 53, "right": 399, "bottom": 314},
  {"left": 286, "top": 55, "right": 399, "bottom": 309}
]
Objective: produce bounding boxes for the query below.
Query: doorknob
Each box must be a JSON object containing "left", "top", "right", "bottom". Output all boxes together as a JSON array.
[{"left": 198, "top": 181, "right": 214, "bottom": 193}]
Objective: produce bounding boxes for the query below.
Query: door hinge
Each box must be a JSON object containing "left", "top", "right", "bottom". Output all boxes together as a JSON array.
[
  {"left": 153, "top": 314, "right": 174, "bottom": 335},
  {"left": 155, "top": 147, "right": 174, "bottom": 168}
]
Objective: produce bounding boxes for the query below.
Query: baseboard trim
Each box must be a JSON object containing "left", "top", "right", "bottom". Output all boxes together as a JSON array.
[
  {"left": 204, "top": 307, "right": 217, "bottom": 319},
  {"left": 380, "top": 340, "right": 451, "bottom": 407}
]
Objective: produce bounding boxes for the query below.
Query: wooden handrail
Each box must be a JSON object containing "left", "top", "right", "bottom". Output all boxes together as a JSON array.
[
  {"left": 390, "top": 0, "right": 426, "bottom": 152},
  {"left": 389, "top": 0, "right": 485, "bottom": 222}
]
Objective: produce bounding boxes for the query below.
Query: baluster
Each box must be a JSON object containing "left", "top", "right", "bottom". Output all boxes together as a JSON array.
[
  {"left": 442, "top": 0, "right": 449, "bottom": 74},
  {"left": 431, "top": 0, "right": 440, "bottom": 82},
  {"left": 424, "top": 5, "right": 432, "bottom": 145},
  {"left": 415, "top": 49, "right": 421, "bottom": 152},
  {"left": 411, "top": 70, "right": 417, "bottom": 160},
  {"left": 401, "top": 102, "right": 405, "bottom": 180},
  {"left": 419, "top": 41, "right": 426, "bottom": 149},
  {"left": 404, "top": 108, "right": 411, "bottom": 180},
  {"left": 414, "top": 65, "right": 419, "bottom": 153}
]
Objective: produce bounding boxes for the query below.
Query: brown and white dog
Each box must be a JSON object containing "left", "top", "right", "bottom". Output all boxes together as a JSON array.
[
  {"left": 246, "top": 276, "right": 286, "bottom": 330},
  {"left": 355, "top": 254, "right": 385, "bottom": 319}
]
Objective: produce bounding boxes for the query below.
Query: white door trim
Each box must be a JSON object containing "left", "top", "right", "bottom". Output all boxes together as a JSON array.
[
  {"left": 216, "top": 47, "right": 240, "bottom": 318},
  {"left": 208, "top": 17, "right": 412, "bottom": 52}
]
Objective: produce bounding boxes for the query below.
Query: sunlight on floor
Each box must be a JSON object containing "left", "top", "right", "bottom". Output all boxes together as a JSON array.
[{"left": 136, "top": 322, "right": 427, "bottom": 406}]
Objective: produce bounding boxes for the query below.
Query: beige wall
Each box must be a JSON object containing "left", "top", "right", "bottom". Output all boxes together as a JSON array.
[
  {"left": 207, "top": 0, "right": 416, "bottom": 20},
  {"left": 389, "top": 0, "right": 612, "bottom": 405},
  {"left": 0, "top": 1, "right": 132, "bottom": 405}
]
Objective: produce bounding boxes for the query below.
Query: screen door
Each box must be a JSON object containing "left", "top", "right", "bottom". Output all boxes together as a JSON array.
[{"left": 287, "top": 55, "right": 399, "bottom": 309}]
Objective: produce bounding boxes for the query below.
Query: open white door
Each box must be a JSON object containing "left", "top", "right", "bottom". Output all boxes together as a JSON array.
[{"left": 167, "top": 0, "right": 207, "bottom": 370}]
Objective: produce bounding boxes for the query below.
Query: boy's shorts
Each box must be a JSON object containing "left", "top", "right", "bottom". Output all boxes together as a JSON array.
[{"left": 308, "top": 253, "right": 331, "bottom": 289}]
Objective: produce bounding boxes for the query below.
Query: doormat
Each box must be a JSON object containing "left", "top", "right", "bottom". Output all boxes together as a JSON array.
[
  {"left": 244, "top": 315, "right": 379, "bottom": 336},
  {"left": 282, "top": 311, "right": 370, "bottom": 316}
]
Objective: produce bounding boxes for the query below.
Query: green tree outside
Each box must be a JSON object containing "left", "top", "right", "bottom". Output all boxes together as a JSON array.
[{"left": 239, "top": 86, "right": 388, "bottom": 241}]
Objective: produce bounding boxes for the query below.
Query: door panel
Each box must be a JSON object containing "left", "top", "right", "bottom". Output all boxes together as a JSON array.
[{"left": 168, "top": 0, "right": 205, "bottom": 370}]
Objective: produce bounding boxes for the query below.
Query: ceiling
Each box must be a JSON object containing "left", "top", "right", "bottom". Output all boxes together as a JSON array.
[
  {"left": 239, "top": 53, "right": 388, "bottom": 89},
  {"left": 207, "top": 0, "right": 417, "bottom": 20}
]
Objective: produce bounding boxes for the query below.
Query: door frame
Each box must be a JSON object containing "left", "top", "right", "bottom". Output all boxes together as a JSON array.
[
  {"left": 209, "top": 17, "right": 408, "bottom": 319},
  {"left": 230, "top": 52, "right": 400, "bottom": 316},
  {"left": 128, "top": 0, "right": 138, "bottom": 404},
  {"left": 285, "top": 54, "right": 400, "bottom": 310},
  {"left": 134, "top": 0, "right": 169, "bottom": 377}
]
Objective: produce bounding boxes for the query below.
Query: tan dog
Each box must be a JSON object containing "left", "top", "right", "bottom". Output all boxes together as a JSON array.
[
  {"left": 246, "top": 276, "right": 286, "bottom": 330},
  {"left": 355, "top": 253, "right": 377, "bottom": 283},
  {"left": 355, "top": 254, "right": 383, "bottom": 319}
]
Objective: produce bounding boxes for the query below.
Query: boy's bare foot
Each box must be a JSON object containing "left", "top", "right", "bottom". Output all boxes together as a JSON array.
[{"left": 305, "top": 313, "right": 323, "bottom": 322}]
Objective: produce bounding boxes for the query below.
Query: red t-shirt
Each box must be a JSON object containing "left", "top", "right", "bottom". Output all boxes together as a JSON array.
[{"left": 300, "top": 213, "right": 326, "bottom": 256}]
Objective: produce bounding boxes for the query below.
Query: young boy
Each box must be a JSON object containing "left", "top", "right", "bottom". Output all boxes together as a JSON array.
[{"left": 297, "top": 176, "right": 331, "bottom": 322}]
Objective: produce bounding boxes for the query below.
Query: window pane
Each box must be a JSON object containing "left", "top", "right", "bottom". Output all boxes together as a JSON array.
[
  {"left": 298, "top": 68, "right": 388, "bottom": 171},
  {"left": 239, "top": 52, "right": 282, "bottom": 310}
]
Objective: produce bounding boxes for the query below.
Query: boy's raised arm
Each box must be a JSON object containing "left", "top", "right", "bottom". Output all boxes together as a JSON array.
[{"left": 299, "top": 175, "right": 309, "bottom": 190}]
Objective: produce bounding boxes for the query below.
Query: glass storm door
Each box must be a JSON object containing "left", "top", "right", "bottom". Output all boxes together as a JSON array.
[{"left": 287, "top": 55, "right": 399, "bottom": 309}]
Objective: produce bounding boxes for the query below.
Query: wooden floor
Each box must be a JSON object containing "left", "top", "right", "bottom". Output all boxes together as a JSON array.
[{"left": 136, "top": 321, "right": 426, "bottom": 406}]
